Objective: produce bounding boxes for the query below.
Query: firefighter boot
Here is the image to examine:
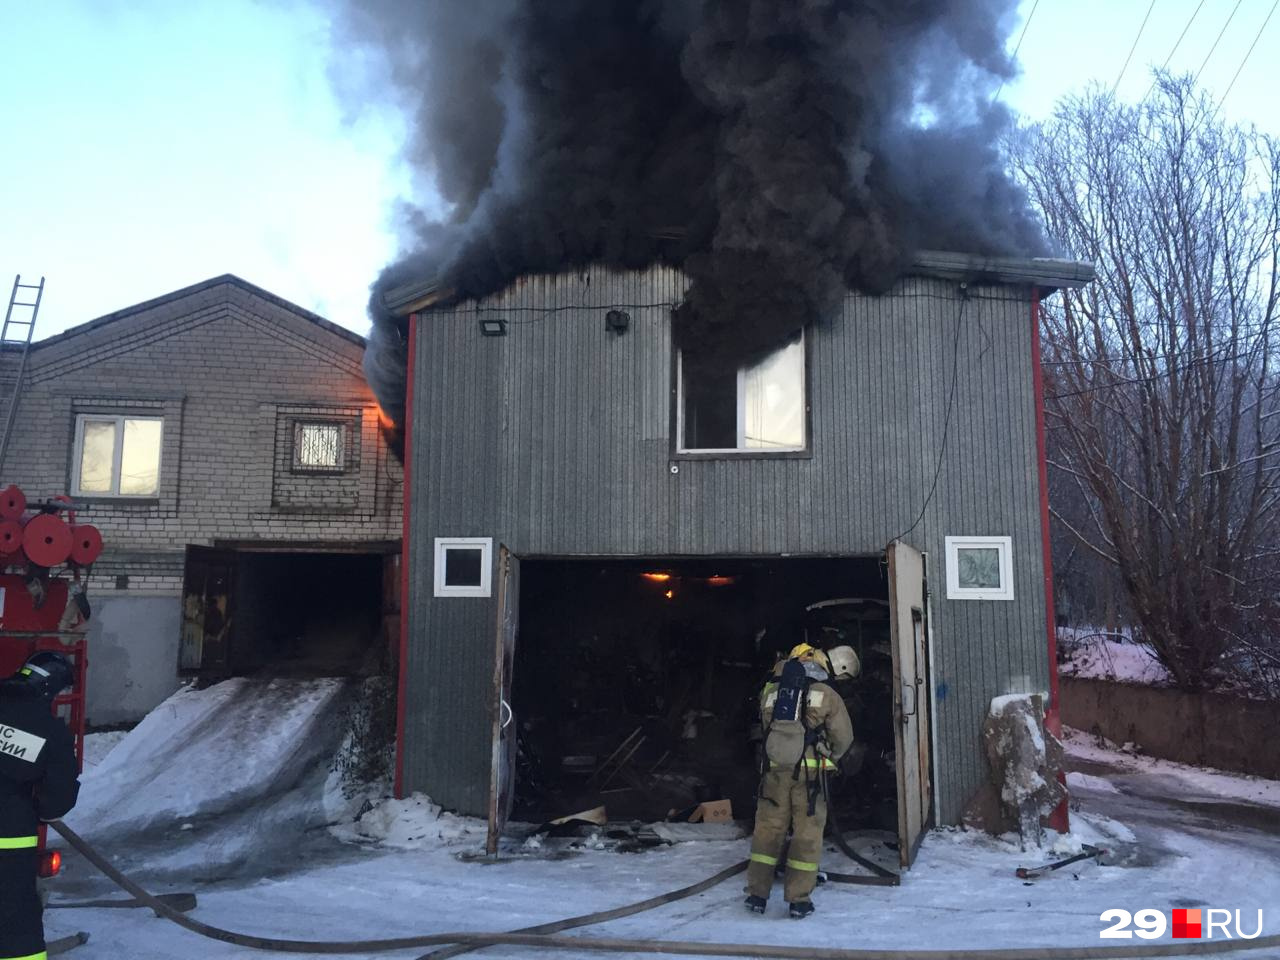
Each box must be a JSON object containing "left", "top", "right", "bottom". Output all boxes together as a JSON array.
[
  {"left": 745, "top": 895, "right": 768, "bottom": 914},
  {"left": 789, "top": 900, "right": 815, "bottom": 919}
]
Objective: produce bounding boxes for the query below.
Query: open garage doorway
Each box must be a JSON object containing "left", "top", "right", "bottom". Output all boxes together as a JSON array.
[
  {"left": 499, "top": 551, "right": 932, "bottom": 863},
  {"left": 179, "top": 544, "right": 394, "bottom": 678}
]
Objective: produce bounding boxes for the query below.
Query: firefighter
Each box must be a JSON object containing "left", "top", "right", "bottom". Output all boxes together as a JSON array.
[
  {"left": 0, "top": 651, "right": 80, "bottom": 960},
  {"left": 745, "top": 643, "right": 853, "bottom": 919}
]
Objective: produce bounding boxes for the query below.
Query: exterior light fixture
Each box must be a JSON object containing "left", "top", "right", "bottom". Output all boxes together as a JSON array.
[
  {"left": 479, "top": 317, "right": 507, "bottom": 337},
  {"left": 706, "top": 575, "right": 735, "bottom": 587},
  {"left": 664, "top": 589, "right": 674, "bottom": 600},
  {"left": 605, "top": 310, "right": 630, "bottom": 334},
  {"left": 642, "top": 572, "right": 672, "bottom": 582}
]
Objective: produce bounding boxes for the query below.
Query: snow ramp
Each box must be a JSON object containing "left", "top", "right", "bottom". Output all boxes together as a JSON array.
[{"left": 65, "top": 677, "right": 355, "bottom": 877}]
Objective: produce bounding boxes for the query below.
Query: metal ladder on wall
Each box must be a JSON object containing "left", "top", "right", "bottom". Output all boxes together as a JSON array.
[{"left": 0, "top": 275, "right": 45, "bottom": 474}]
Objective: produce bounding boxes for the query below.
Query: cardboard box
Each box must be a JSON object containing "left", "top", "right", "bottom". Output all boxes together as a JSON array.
[{"left": 688, "top": 799, "right": 733, "bottom": 823}]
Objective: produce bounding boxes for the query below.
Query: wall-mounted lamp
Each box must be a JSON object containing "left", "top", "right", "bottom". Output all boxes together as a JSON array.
[
  {"left": 605, "top": 309, "right": 630, "bottom": 335},
  {"left": 479, "top": 317, "right": 508, "bottom": 337}
]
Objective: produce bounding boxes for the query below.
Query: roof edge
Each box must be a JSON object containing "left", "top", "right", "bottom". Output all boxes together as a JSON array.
[
  {"left": 908, "top": 250, "right": 1095, "bottom": 295},
  {"left": 35, "top": 274, "right": 367, "bottom": 350},
  {"left": 384, "top": 249, "right": 1095, "bottom": 316}
]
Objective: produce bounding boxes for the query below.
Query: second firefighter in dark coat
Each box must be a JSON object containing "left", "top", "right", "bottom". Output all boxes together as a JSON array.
[{"left": 0, "top": 651, "right": 81, "bottom": 960}]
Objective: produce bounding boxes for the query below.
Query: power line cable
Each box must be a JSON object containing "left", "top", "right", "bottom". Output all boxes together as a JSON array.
[
  {"left": 1140, "top": 0, "right": 1208, "bottom": 103},
  {"left": 1192, "top": 0, "right": 1246, "bottom": 87},
  {"left": 1113, "top": 0, "right": 1157, "bottom": 94},
  {"left": 991, "top": 0, "right": 1042, "bottom": 105},
  {"left": 1159, "top": 0, "right": 1208, "bottom": 70},
  {"left": 1219, "top": 0, "right": 1280, "bottom": 106}
]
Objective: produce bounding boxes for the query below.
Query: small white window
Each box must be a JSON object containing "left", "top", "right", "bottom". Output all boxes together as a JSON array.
[
  {"left": 434, "top": 537, "right": 493, "bottom": 598},
  {"left": 677, "top": 333, "right": 806, "bottom": 453},
  {"left": 945, "top": 536, "right": 1014, "bottom": 600},
  {"left": 73, "top": 415, "right": 163, "bottom": 497},
  {"left": 293, "top": 421, "right": 346, "bottom": 472}
]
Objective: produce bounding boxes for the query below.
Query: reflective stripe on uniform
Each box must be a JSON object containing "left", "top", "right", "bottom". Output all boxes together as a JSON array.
[
  {"left": 3, "top": 952, "right": 47, "bottom": 960},
  {"left": 0, "top": 835, "right": 38, "bottom": 849},
  {"left": 749, "top": 852, "right": 778, "bottom": 866},
  {"left": 787, "top": 858, "right": 819, "bottom": 872},
  {"left": 770, "top": 758, "right": 836, "bottom": 771}
]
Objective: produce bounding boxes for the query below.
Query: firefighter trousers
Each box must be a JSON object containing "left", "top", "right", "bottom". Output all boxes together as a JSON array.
[
  {"left": 0, "top": 849, "right": 45, "bottom": 959},
  {"left": 746, "top": 768, "right": 826, "bottom": 904}
]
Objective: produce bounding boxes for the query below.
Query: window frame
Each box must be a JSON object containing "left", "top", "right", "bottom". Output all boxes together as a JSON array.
[
  {"left": 71, "top": 414, "right": 165, "bottom": 499},
  {"left": 433, "top": 537, "right": 494, "bottom": 598},
  {"left": 672, "top": 331, "right": 811, "bottom": 459},
  {"left": 291, "top": 419, "right": 349, "bottom": 475},
  {"left": 945, "top": 536, "right": 1015, "bottom": 601}
]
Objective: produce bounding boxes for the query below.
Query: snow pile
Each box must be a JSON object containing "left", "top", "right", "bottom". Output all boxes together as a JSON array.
[
  {"left": 1059, "top": 633, "right": 1169, "bottom": 685},
  {"left": 71, "top": 677, "right": 348, "bottom": 835},
  {"left": 63, "top": 677, "right": 356, "bottom": 877},
  {"left": 333, "top": 793, "right": 485, "bottom": 850},
  {"left": 82, "top": 729, "right": 129, "bottom": 769}
]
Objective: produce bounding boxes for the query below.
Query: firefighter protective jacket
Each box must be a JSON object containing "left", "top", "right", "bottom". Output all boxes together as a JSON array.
[
  {"left": 0, "top": 680, "right": 80, "bottom": 848},
  {"left": 760, "top": 669, "right": 854, "bottom": 771}
]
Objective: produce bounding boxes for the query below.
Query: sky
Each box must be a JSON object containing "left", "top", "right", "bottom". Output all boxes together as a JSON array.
[{"left": 0, "top": 0, "right": 1277, "bottom": 340}]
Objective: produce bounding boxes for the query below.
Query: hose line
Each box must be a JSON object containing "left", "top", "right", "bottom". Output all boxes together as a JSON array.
[{"left": 49, "top": 820, "right": 1280, "bottom": 959}]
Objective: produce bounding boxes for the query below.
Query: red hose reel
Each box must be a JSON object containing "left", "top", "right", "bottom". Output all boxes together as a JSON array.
[{"left": 0, "top": 485, "right": 101, "bottom": 568}]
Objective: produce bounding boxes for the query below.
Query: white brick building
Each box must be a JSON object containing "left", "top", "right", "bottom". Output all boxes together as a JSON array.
[{"left": 0, "top": 276, "right": 401, "bottom": 724}]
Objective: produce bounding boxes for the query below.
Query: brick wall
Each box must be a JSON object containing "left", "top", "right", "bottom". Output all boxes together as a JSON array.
[{"left": 0, "top": 277, "right": 403, "bottom": 598}]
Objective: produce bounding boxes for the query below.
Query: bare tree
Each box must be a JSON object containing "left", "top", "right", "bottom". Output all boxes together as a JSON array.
[{"left": 1013, "top": 76, "right": 1280, "bottom": 694}]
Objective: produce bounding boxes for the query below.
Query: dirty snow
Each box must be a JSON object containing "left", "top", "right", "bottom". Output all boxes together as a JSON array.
[
  {"left": 70, "top": 677, "right": 348, "bottom": 836},
  {"left": 1064, "top": 725, "right": 1280, "bottom": 809},
  {"left": 41, "top": 687, "right": 1280, "bottom": 959},
  {"left": 61, "top": 677, "right": 358, "bottom": 878},
  {"left": 81, "top": 729, "right": 129, "bottom": 769},
  {"left": 1065, "top": 771, "right": 1121, "bottom": 795},
  {"left": 332, "top": 794, "right": 486, "bottom": 849}
]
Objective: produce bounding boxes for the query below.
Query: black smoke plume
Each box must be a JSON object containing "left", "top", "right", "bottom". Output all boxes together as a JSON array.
[{"left": 324, "top": 0, "right": 1047, "bottom": 437}]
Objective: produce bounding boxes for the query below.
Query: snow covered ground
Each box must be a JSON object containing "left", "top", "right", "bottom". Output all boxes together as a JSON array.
[
  {"left": 1058, "top": 631, "right": 1170, "bottom": 685},
  {"left": 44, "top": 686, "right": 1280, "bottom": 959}
]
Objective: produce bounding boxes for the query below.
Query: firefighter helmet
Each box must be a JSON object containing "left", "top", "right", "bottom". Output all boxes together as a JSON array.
[
  {"left": 826, "top": 645, "right": 861, "bottom": 679},
  {"left": 787, "top": 642, "right": 831, "bottom": 674},
  {"left": 17, "top": 650, "right": 74, "bottom": 700}
]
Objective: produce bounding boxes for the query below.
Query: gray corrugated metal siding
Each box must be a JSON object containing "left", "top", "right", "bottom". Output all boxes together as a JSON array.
[{"left": 404, "top": 265, "right": 1049, "bottom": 824}]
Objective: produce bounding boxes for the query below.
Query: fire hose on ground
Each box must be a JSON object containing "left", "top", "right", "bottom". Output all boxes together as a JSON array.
[{"left": 48, "top": 820, "right": 1280, "bottom": 959}]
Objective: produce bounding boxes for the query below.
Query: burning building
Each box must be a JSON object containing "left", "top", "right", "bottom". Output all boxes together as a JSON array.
[
  {"left": 325, "top": 1, "right": 1095, "bottom": 865},
  {"left": 386, "top": 251, "right": 1092, "bottom": 865}
]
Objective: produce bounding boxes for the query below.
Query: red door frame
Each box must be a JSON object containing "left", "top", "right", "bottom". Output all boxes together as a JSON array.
[
  {"left": 1032, "top": 288, "right": 1069, "bottom": 832},
  {"left": 394, "top": 314, "right": 417, "bottom": 799}
]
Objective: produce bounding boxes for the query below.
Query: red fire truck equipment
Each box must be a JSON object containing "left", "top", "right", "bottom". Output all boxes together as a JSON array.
[{"left": 0, "top": 484, "right": 97, "bottom": 879}]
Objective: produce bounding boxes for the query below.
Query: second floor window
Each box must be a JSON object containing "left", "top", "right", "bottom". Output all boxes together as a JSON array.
[
  {"left": 73, "top": 415, "right": 163, "bottom": 497},
  {"left": 293, "top": 421, "right": 346, "bottom": 472},
  {"left": 678, "top": 332, "right": 806, "bottom": 453}
]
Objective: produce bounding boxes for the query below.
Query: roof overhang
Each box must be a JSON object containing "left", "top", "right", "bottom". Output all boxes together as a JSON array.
[
  {"left": 384, "top": 249, "right": 1094, "bottom": 317},
  {"left": 908, "top": 250, "right": 1094, "bottom": 298}
]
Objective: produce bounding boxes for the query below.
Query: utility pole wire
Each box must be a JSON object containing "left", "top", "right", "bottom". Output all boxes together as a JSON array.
[
  {"left": 1192, "top": 0, "right": 1246, "bottom": 86},
  {"left": 1141, "top": 0, "right": 1207, "bottom": 103},
  {"left": 1113, "top": 0, "right": 1157, "bottom": 94},
  {"left": 990, "top": 0, "right": 1041, "bottom": 106},
  {"left": 1220, "top": 0, "right": 1280, "bottom": 105}
]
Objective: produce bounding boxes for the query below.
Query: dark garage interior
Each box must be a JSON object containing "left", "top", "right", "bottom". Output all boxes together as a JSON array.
[
  {"left": 231, "top": 551, "right": 384, "bottom": 676},
  {"left": 512, "top": 556, "right": 902, "bottom": 831},
  {"left": 184, "top": 550, "right": 386, "bottom": 677}
]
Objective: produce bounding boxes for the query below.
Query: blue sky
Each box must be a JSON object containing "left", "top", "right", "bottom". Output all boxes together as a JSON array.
[{"left": 1, "top": 0, "right": 1276, "bottom": 339}]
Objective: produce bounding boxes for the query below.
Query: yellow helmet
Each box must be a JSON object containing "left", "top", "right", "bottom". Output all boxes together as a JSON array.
[{"left": 788, "top": 643, "right": 831, "bottom": 674}]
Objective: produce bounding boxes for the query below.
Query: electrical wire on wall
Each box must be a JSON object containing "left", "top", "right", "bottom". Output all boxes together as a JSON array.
[{"left": 888, "top": 286, "right": 970, "bottom": 546}]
